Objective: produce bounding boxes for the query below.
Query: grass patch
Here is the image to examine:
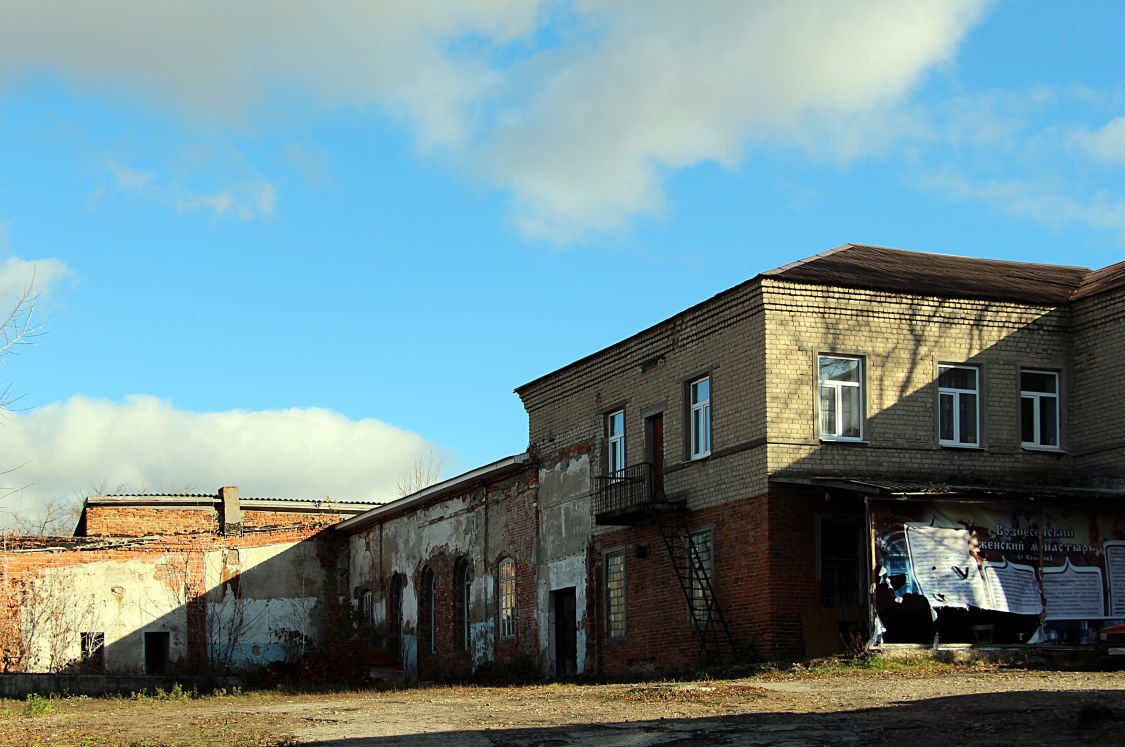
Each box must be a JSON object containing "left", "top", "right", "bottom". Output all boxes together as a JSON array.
[
  {"left": 803, "top": 653, "right": 953, "bottom": 676},
  {"left": 23, "top": 693, "right": 55, "bottom": 717}
]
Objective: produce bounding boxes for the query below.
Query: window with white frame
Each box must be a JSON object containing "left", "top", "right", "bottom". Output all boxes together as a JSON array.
[
  {"left": 607, "top": 409, "right": 626, "bottom": 475},
  {"left": 1021, "top": 370, "right": 1060, "bottom": 448},
  {"left": 605, "top": 550, "right": 626, "bottom": 639},
  {"left": 498, "top": 558, "right": 516, "bottom": 638},
  {"left": 689, "top": 376, "right": 711, "bottom": 459},
  {"left": 938, "top": 364, "right": 979, "bottom": 447},
  {"left": 818, "top": 355, "right": 864, "bottom": 440}
]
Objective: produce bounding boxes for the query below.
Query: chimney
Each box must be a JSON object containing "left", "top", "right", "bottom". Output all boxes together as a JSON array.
[{"left": 219, "top": 486, "right": 242, "bottom": 536}]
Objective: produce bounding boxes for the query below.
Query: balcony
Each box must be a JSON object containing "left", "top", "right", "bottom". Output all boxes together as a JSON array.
[{"left": 593, "top": 462, "right": 672, "bottom": 525}]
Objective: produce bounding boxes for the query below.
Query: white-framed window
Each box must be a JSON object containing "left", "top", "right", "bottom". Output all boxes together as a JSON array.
[
  {"left": 689, "top": 376, "right": 711, "bottom": 459},
  {"left": 498, "top": 558, "right": 516, "bottom": 639},
  {"left": 818, "top": 355, "right": 864, "bottom": 441},
  {"left": 607, "top": 409, "right": 626, "bottom": 475},
  {"left": 1021, "top": 369, "right": 1060, "bottom": 449},
  {"left": 605, "top": 550, "right": 626, "bottom": 639},
  {"left": 938, "top": 364, "right": 979, "bottom": 447}
]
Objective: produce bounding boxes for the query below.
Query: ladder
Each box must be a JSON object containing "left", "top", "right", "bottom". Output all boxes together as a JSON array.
[{"left": 654, "top": 507, "right": 736, "bottom": 661}]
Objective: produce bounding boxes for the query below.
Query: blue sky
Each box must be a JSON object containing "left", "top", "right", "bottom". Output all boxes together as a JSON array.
[{"left": 2, "top": 1, "right": 1125, "bottom": 518}]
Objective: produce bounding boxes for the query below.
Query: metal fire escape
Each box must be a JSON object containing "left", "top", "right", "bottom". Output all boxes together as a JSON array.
[{"left": 593, "top": 462, "right": 735, "bottom": 660}]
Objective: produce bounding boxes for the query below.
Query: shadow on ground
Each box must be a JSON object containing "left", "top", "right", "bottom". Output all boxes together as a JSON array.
[{"left": 294, "top": 689, "right": 1124, "bottom": 746}]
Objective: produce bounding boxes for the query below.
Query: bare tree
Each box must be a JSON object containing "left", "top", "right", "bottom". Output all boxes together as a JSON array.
[
  {"left": 1, "top": 276, "right": 40, "bottom": 413},
  {"left": 393, "top": 446, "right": 444, "bottom": 497},
  {"left": 0, "top": 495, "right": 82, "bottom": 536}
]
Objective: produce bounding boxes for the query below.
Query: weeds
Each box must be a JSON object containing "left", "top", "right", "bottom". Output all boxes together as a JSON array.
[{"left": 23, "top": 693, "right": 55, "bottom": 717}]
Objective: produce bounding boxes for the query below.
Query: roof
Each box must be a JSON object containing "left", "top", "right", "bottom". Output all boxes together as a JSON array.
[
  {"left": 764, "top": 244, "right": 1090, "bottom": 305},
  {"left": 334, "top": 453, "right": 532, "bottom": 533},
  {"left": 516, "top": 243, "right": 1125, "bottom": 394},
  {"left": 85, "top": 494, "right": 382, "bottom": 515}
]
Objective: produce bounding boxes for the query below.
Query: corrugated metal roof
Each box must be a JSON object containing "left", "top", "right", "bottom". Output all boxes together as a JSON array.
[{"left": 764, "top": 244, "right": 1091, "bottom": 305}]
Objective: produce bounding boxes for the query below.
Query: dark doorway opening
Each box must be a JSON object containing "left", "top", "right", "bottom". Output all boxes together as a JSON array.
[
  {"left": 552, "top": 587, "right": 578, "bottom": 677},
  {"left": 144, "top": 631, "right": 170, "bottom": 675},
  {"left": 644, "top": 413, "right": 665, "bottom": 500}
]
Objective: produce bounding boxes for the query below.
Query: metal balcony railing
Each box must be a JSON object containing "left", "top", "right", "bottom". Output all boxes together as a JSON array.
[{"left": 593, "top": 462, "right": 655, "bottom": 522}]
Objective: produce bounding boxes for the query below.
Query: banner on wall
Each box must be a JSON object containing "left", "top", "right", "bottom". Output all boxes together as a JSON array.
[{"left": 871, "top": 500, "right": 1125, "bottom": 620}]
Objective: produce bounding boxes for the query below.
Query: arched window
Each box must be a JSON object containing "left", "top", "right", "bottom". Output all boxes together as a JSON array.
[
  {"left": 387, "top": 573, "right": 405, "bottom": 653},
  {"left": 453, "top": 558, "right": 472, "bottom": 652},
  {"left": 420, "top": 566, "right": 436, "bottom": 654},
  {"left": 498, "top": 558, "right": 516, "bottom": 639}
]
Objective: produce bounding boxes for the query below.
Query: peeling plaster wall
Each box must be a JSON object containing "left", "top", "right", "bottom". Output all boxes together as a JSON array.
[
  {"left": 203, "top": 541, "right": 324, "bottom": 668},
  {"left": 537, "top": 454, "right": 592, "bottom": 675},
  {"left": 346, "top": 469, "right": 539, "bottom": 682},
  {"left": 20, "top": 556, "right": 188, "bottom": 673}
]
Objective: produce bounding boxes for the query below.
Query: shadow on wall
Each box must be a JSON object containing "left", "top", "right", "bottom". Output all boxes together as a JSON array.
[{"left": 6, "top": 533, "right": 350, "bottom": 677}]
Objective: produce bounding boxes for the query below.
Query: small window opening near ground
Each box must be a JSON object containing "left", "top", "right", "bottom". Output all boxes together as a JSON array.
[
  {"left": 605, "top": 551, "right": 626, "bottom": 639},
  {"left": 819, "top": 355, "right": 864, "bottom": 440},
  {"left": 80, "top": 631, "right": 105, "bottom": 672},
  {"left": 688, "top": 530, "right": 713, "bottom": 626},
  {"left": 607, "top": 409, "right": 626, "bottom": 475},
  {"left": 499, "top": 558, "right": 516, "bottom": 639},
  {"left": 454, "top": 558, "right": 472, "bottom": 652},
  {"left": 938, "top": 364, "right": 979, "bottom": 447},
  {"left": 820, "top": 517, "right": 860, "bottom": 607},
  {"left": 1021, "top": 369, "right": 1060, "bottom": 448},
  {"left": 144, "top": 631, "right": 170, "bottom": 675},
  {"left": 689, "top": 376, "right": 711, "bottom": 459}
]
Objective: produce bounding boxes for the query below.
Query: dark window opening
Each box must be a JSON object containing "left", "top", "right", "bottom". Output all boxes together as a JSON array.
[
  {"left": 820, "top": 517, "right": 861, "bottom": 607},
  {"left": 420, "top": 566, "right": 436, "bottom": 655},
  {"left": 453, "top": 558, "right": 472, "bottom": 652},
  {"left": 80, "top": 631, "right": 105, "bottom": 672}
]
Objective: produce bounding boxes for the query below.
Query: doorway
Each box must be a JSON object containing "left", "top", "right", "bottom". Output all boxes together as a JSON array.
[
  {"left": 644, "top": 412, "right": 665, "bottom": 500},
  {"left": 552, "top": 587, "right": 577, "bottom": 677},
  {"left": 144, "top": 631, "right": 169, "bottom": 675}
]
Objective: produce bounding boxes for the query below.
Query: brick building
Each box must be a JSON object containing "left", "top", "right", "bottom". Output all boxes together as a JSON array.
[
  {"left": 1, "top": 488, "right": 374, "bottom": 674},
  {"left": 6, "top": 243, "right": 1125, "bottom": 681}
]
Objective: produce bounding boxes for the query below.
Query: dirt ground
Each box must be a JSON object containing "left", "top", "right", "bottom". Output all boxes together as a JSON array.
[{"left": 1, "top": 662, "right": 1122, "bottom": 746}]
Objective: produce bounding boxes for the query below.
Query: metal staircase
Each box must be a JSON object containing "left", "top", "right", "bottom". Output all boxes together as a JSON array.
[{"left": 654, "top": 507, "right": 735, "bottom": 660}]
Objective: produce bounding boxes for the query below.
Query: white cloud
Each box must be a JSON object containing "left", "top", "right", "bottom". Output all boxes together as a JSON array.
[
  {"left": 0, "top": 1, "right": 987, "bottom": 241},
  {"left": 482, "top": 0, "right": 987, "bottom": 241},
  {"left": 0, "top": 395, "right": 444, "bottom": 523},
  {"left": 1071, "top": 116, "right": 1125, "bottom": 165},
  {"left": 108, "top": 162, "right": 277, "bottom": 221},
  {"left": 0, "top": 256, "right": 70, "bottom": 303}
]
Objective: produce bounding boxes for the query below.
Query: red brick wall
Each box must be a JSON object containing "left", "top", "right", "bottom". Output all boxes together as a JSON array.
[
  {"left": 242, "top": 510, "right": 345, "bottom": 530},
  {"left": 589, "top": 490, "right": 865, "bottom": 675},
  {"left": 84, "top": 506, "right": 218, "bottom": 537}
]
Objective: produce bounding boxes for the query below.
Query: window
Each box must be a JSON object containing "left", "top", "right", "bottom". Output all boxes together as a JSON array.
[
  {"left": 938, "top": 364, "right": 979, "bottom": 447},
  {"left": 819, "top": 517, "right": 860, "bottom": 606},
  {"left": 689, "top": 376, "right": 711, "bottom": 459},
  {"left": 607, "top": 409, "right": 626, "bottom": 475},
  {"left": 80, "top": 631, "right": 105, "bottom": 672},
  {"left": 818, "top": 355, "right": 864, "bottom": 440},
  {"left": 688, "top": 530, "right": 713, "bottom": 627},
  {"left": 1021, "top": 370, "right": 1060, "bottom": 448},
  {"left": 421, "top": 566, "right": 436, "bottom": 654},
  {"left": 361, "top": 589, "right": 374, "bottom": 624},
  {"left": 144, "top": 631, "right": 170, "bottom": 675},
  {"left": 388, "top": 573, "right": 405, "bottom": 647},
  {"left": 498, "top": 558, "right": 516, "bottom": 639},
  {"left": 453, "top": 558, "right": 472, "bottom": 652},
  {"left": 605, "top": 551, "right": 626, "bottom": 639}
]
